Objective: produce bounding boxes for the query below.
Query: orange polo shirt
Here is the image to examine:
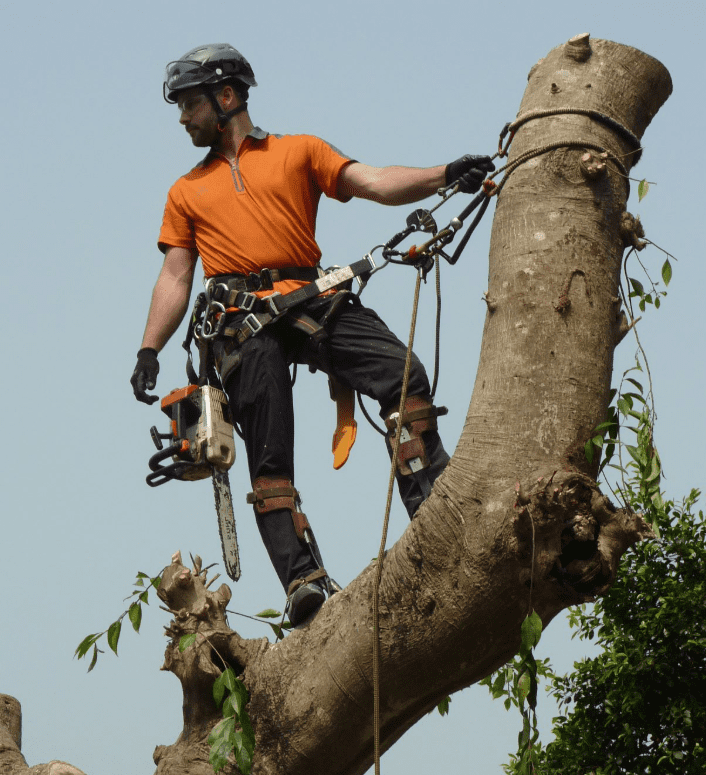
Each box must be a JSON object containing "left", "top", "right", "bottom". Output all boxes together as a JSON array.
[{"left": 158, "top": 128, "right": 353, "bottom": 295}]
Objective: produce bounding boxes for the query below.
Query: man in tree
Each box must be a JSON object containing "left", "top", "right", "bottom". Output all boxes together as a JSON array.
[{"left": 130, "top": 43, "right": 494, "bottom": 626}]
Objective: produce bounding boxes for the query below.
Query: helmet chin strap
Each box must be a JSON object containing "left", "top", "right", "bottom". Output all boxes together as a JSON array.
[{"left": 204, "top": 88, "right": 248, "bottom": 131}]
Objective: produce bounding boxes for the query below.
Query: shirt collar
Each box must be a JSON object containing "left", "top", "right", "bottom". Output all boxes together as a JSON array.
[{"left": 248, "top": 126, "right": 268, "bottom": 141}]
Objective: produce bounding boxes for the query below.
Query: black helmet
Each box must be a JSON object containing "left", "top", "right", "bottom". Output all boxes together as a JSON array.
[{"left": 163, "top": 43, "right": 257, "bottom": 103}]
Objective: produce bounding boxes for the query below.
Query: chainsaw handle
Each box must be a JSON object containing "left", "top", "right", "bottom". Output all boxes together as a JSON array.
[{"left": 148, "top": 442, "right": 184, "bottom": 472}]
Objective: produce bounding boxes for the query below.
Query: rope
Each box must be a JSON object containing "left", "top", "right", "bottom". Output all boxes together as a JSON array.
[
  {"left": 373, "top": 270, "right": 423, "bottom": 775},
  {"left": 501, "top": 107, "right": 642, "bottom": 164},
  {"left": 494, "top": 140, "right": 629, "bottom": 192},
  {"left": 430, "top": 257, "right": 442, "bottom": 399}
]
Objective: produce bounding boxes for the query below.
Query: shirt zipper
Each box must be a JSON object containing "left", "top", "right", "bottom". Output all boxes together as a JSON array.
[{"left": 218, "top": 147, "right": 246, "bottom": 193}]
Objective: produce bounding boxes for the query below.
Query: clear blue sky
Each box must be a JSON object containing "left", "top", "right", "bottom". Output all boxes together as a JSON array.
[{"left": 2, "top": 1, "right": 703, "bottom": 772}]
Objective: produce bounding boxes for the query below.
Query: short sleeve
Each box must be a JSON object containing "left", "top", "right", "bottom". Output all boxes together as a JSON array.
[
  {"left": 157, "top": 184, "right": 197, "bottom": 254},
  {"left": 308, "top": 137, "right": 355, "bottom": 202}
]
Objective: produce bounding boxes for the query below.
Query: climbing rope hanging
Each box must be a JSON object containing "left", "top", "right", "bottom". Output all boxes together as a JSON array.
[{"left": 373, "top": 268, "right": 423, "bottom": 775}]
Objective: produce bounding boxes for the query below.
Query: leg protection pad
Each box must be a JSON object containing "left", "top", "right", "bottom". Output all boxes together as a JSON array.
[
  {"left": 246, "top": 476, "right": 310, "bottom": 539},
  {"left": 384, "top": 395, "right": 448, "bottom": 476}
]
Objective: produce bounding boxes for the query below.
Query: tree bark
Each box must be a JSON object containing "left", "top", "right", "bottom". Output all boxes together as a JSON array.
[
  {"left": 3, "top": 34, "right": 672, "bottom": 775},
  {"left": 0, "top": 694, "right": 87, "bottom": 775}
]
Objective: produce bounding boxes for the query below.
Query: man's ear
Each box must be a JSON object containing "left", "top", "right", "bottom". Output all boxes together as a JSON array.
[{"left": 220, "top": 85, "right": 237, "bottom": 107}]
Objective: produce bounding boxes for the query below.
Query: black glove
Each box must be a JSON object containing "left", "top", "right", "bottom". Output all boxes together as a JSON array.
[
  {"left": 131, "top": 348, "right": 160, "bottom": 405},
  {"left": 445, "top": 154, "right": 496, "bottom": 194}
]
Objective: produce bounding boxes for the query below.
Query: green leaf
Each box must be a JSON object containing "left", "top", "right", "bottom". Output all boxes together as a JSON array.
[
  {"left": 179, "top": 633, "right": 197, "bottom": 652},
  {"left": 629, "top": 277, "right": 645, "bottom": 296},
  {"left": 107, "top": 620, "right": 122, "bottom": 656},
  {"left": 75, "top": 633, "right": 100, "bottom": 659},
  {"left": 128, "top": 602, "right": 142, "bottom": 633},
  {"left": 139, "top": 590, "right": 149, "bottom": 604},
  {"left": 638, "top": 178, "right": 649, "bottom": 201},
  {"left": 213, "top": 668, "right": 238, "bottom": 707},
  {"left": 213, "top": 672, "right": 227, "bottom": 707},
  {"left": 222, "top": 693, "right": 238, "bottom": 719},
  {"left": 626, "top": 378, "right": 644, "bottom": 393},
  {"left": 520, "top": 611, "right": 543, "bottom": 653},
  {"left": 208, "top": 717, "right": 236, "bottom": 773},
  {"left": 646, "top": 454, "right": 661, "bottom": 483},
  {"left": 240, "top": 709, "right": 255, "bottom": 746},
  {"left": 492, "top": 671, "right": 506, "bottom": 698},
  {"left": 151, "top": 576, "right": 162, "bottom": 589},
  {"left": 267, "top": 622, "right": 285, "bottom": 640},
  {"left": 437, "top": 696, "right": 451, "bottom": 716},
  {"left": 617, "top": 396, "right": 633, "bottom": 416},
  {"left": 87, "top": 645, "right": 99, "bottom": 673},
  {"left": 222, "top": 679, "right": 249, "bottom": 719},
  {"left": 233, "top": 729, "right": 254, "bottom": 775},
  {"left": 255, "top": 609, "right": 282, "bottom": 619},
  {"left": 662, "top": 259, "right": 672, "bottom": 286},
  {"left": 626, "top": 445, "right": 646, "bottom": 466},
  {"left": 518, "top": 671, "right": 531, "bottom": 704},
  {"left": 221, "top": 668, "right": 237, "bottom": 693},
  {"left": 584, "top": 439, "right": 594, "bottom": 464}
]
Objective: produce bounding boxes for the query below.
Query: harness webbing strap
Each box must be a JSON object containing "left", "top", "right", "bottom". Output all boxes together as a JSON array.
[
  {"left": 287, "top": 567, "right": 329, "bottom": 597},
  {"left": 216, "top": 256, "right": 375, "bottom": 344}
]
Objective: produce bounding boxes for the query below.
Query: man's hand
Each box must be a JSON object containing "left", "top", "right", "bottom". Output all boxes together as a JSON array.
[
  {"left": 131, "top": 348, "right": 160, "bottom": 405},
  {"left": 445, "top": 155, "right": 496, "bottom": 194}
]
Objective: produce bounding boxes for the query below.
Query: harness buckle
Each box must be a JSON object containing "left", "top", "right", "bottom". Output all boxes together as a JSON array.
[
  {"left": 259, "top": 267, "right": 274, "bottom": 290},
  {"left": 243, "top": 313, "right": 263, "bottom": 336},
  {"left": 238, "top": 292, "right": 257, "bottom": 313},
  {"left": 266, "top": 292, "right": 285, "bottom": 316},
  {"left": 356, "top": 252, "right": 377, "bottom": 292}
]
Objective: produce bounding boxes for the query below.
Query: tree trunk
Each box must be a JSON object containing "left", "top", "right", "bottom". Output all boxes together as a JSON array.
[
  {"left": 0, "top": 694, "right": 87, "bottom": 775},
  {"left": 2, "top": 34, "right": 672, "bottom": 775}
]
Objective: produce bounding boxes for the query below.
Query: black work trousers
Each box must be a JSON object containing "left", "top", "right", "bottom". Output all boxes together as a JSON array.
[{"left": 219, "top": 294, "right": 449, "bottom": 590}]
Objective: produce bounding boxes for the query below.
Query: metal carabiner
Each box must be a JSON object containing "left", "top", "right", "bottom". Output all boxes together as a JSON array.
[{"left": 198, "top": 300, "right": 227, "bottom": 340}]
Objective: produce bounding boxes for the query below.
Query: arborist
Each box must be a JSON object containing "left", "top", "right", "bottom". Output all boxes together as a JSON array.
[{"left": 131, "top": 43, "right": 494, "bottom": 626}]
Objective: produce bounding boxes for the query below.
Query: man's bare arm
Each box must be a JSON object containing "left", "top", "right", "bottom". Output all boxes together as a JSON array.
[
  {"left": 140, "top": 246, "right": 198, "bottom": 352},
  {"left": 337, "top": 162, "right": 447, "bottom": 206}
]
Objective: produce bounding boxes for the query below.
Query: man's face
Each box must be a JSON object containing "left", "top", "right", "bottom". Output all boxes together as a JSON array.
[{"left": 177, "top": 88, "right": 219, "bottom": 148}]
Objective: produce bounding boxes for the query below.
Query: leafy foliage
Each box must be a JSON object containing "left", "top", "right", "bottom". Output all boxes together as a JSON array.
[
  {"left": 74, "top": 571, "right": 162, "bottom": 671},
  {"left": 208, "top": 667, "right": 256, "bottom": 774},
  {"left": 480, "top": 612, "right": 548, "bottom": 774},
  {"left": 535, "top": 490, "right": 706, "bottom": 774}
]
